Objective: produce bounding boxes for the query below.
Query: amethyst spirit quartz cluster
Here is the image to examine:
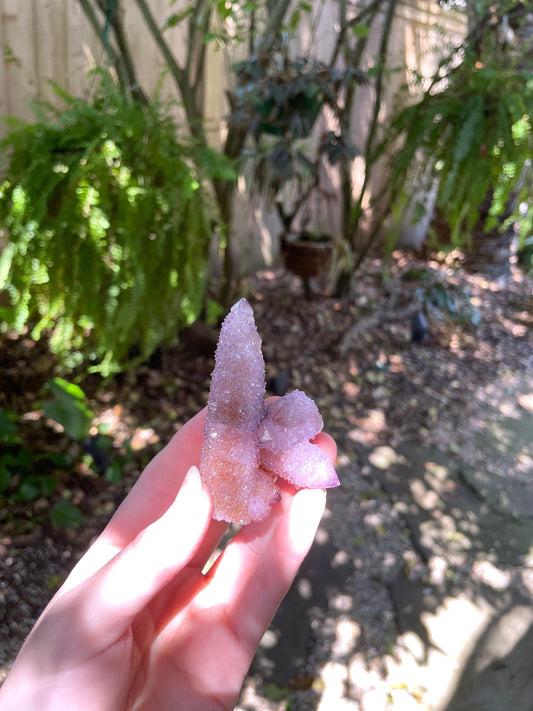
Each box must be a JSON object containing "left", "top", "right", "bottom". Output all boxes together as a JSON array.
[{"left": 200, "top": 298, "right": 339, "bottom": 525}]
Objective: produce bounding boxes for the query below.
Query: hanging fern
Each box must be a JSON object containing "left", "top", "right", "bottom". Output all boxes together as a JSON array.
[{"left": 0, "top": 69, "right": 234, "bottom": 375}]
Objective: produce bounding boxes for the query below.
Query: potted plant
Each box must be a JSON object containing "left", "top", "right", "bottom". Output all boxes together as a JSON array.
[
  {"left": 280, "top": 229, "right": 333, "bottom": 296},
  {"left": 232, "top": 54, "right": 362, "bottom": 140},
  {"left": 230, "top": 52, "right": 361, "bottom": 294}
]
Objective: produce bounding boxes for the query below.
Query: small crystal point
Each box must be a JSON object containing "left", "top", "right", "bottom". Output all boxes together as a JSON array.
[
  {"left": 207, "top": 298, "right": 265, "bottom": 430},
  {"left": 261, "top": 441, "right": 340, "bottom": 489},
  {"left": 257, "top": 390, "right": 323, "bottom": 451}
]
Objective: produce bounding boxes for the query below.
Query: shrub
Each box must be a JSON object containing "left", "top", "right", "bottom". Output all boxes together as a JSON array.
[
  {"left": 384, "top": 1, "right": 533, "bottom": 254},
  {"left": 387, "top": 59, "right": 532, "bottom": 247},
  {"left": 0, "top": 70, "right": 230, "bottom": 374},
  {"left": 0, "top": 378, "right": 132, "bottom": 530}
]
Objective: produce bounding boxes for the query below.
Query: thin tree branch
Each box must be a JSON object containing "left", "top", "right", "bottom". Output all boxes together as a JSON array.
[
  {"left": 331, "top": 0, "right": 386, "bottom": 66},
  {"left": 255, "top": 0, "right": 292, "bottom": 57},
  {"left": 192, "top": 6, "right": 212, "bottom": 96},
  {"left": 133, "top": 0, "right": 204, "bottom": 138},
  {"left": 185, "top": 0, "right": 206, "bottom": 75},
  {"left": 79, "top": 0, "right": 148, "bottom": 103},
  {"left": 351, "top": 0, "right": 398, "bottom": 237},
  {"left": 107, "top": 0, "right": 149, "bottom": 103},
  {"left": 78, "top": 0, "right": 127, "bottom": 88}
]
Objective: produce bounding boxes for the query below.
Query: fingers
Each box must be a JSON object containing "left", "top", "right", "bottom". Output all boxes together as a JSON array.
[
  {"left": 104, "top": 409, "right": 208, "bottom": 547},
  {"left": 140, "top": 485, "right": 326, "bottom": 709},
  {"left": 312, "top": 431, "right": 337, "bottom": 463},
  {"left": 195, "top": 485, "right": 327, "bottom": 654},
  {"left": 67, "top": 467, "right": 213, "bottom": 641},
  {"left": 60, "top": 410, "right": 209, "bottom": 592},
  {"left": 146, "top": 431, "right": 336, "bottom": 635},
  {"left": 224, "top": 487, "right": 327, "bottom": 653}
]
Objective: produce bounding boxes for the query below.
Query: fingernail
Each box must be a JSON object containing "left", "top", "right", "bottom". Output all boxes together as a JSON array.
[
  {"left": 287, "top": 488, "right": 326, "bottom": 555},
  {"left": 177, "top": 465, "right": 201, "bottom": 502}
]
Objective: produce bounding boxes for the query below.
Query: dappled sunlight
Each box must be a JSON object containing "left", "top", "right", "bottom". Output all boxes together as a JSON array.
[
  {"left": 518, "top": 393, "right": 533, "bottom": 413},
  {"left": 330, "top": 593, "right": 354, "bottom": 613},
  {"left": 94, "top": 403, "right": 161, "bottom": 452},
  {"left": 2, "top": 255, "right": 532, "bottom": 707},
  {"left": 500, "top": 316, "right": 528, "bottom": 338},
  {"left": 472, "top": 561, "right": 512, "bottom": 591},
  {"left": 240, "top": 404, "right": 533, "bottom": 708},
  {"left": 247, "top": 561, "right": 533, "bottom": 710}
]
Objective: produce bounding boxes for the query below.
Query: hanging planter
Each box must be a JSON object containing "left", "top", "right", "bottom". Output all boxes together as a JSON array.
[
  {"left": 282, "top": 232, "right": 332, "bottom": 279},
  {"left": 281, "top": 232, "right": 333, "bottom": 298}
]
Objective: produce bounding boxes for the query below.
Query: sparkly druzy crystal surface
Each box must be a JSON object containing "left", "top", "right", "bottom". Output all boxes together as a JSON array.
[
  {"left": 257, "top": 390, "right": 323, "bottom": 450},
  {"left": 200, "top": 298, "right": 339, "bottom": 524}
]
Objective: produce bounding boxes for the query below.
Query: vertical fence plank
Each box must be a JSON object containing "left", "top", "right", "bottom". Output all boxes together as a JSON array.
[
  {"left": 34, "top": 0, "right": 66, "bottom": 102},
  {"left": 64, "top": 0, "right": 100, "bottom": 99},
  {"left": 1, "top": 0, "right": 37, "bottom": 124},
  {"left": 0, "top": 0, "right": 8, "bottom": 118},
  {"left": 0, "top": 0, "right": 223, "bottom": 123},
  {"left": 126, "top": 0, "right": 186, "bottom": 99}
]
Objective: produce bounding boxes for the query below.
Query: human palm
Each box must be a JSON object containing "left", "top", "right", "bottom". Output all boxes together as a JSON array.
[{"left": 0, "top": 408, "right": 335, "bottom": 710}]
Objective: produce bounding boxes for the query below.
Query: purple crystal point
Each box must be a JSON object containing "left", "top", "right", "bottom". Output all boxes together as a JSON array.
[
  {"left": 208, "top": 299, "right": 265, "bottom": 430},
  {"left": 199, "top": 299, "right": 339, "bottom": 525},
  {"left": 200, "top": 299, "right": 279, "bottom": 524}
]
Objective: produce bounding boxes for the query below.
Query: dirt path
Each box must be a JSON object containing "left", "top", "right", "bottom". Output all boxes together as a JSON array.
[
  {"left": 1, "top": 255, "right": 532, "bottom": 710},
  {"left": 236, "top": 260, "right": 533, "bottom": 710}
]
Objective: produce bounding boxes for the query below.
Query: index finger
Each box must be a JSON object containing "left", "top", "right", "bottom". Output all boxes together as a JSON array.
[
  {"left": 61, "top": 409, "right": 222, "bottom": 588},
  {"left": 103, "top": 408, "right": 208, "bottom": 545}
]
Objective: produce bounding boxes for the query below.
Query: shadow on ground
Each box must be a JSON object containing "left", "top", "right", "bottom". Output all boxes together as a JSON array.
[{"left": 244, "top": 401, "right": 533, "bottom": 710}]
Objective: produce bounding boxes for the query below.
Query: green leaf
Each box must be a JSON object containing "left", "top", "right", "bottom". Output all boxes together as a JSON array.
[
  {"left": 0, "top": 409, "right": 18, "bottom": 442},
  {"left": 17, "top": 476, "right": 43, "bottom": 501},
  {"left": 40, "top": 475, "right": 58, "bottom": 496},
  {"left": 16, "top": 474, "right": 57, "bottom": 500},
  {"left": 50, "top": 501, "right": 85, "bottom": 528},
  {"left": 42, "top": 377, "right": 94, "bottom": 441},
  {"left": 263, "top": 683, "right": 289, "bottom": 701},
  {"left": 48, "top": 452, "right": 74, "bottom": 470},
  {"left": 0, "top": 242, "right": 16, "bottom": 289},
  {"left": 352, "top": 23, "right": 371, "bottom": 38},
  {"left": 48, "top": 377, "right": 86, "bottom": 403},
  {"left": 104, "top": 460, "right": 123, "bottom": 484},
  {"left": 1, "top": 448, "right": 32, "bottom": 470},
  {"left": 163, "top": 8, "right": 194, "bottom": 31},
  {"left": 0, "top": 467, "right": 11, "bottom": 492},
  {"left": 205, "top": 299, "right": 224, "bottom": 325}
]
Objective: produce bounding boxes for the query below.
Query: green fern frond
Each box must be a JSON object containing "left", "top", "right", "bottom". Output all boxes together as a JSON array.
[
  {"left": 0, "top": 68, "right": 223, "bottom": 375},
  {"left": 386, "top": 34, "right": 532, "bottom": 248}
]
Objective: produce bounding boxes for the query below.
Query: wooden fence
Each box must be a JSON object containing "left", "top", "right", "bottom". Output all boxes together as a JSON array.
[
  {"left": 0, "top": 0, "right": 466, "bottom": 269},
  {"left": 0, "top": 1, "right": 465, "bottom": 128},
  {"left": 0, "top": 0, "right": 194, "bottom": 131}
]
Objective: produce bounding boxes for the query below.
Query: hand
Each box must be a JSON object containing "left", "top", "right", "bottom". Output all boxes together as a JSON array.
[{"left": 0, "top": 407, "right": 336, "bottom": 711}]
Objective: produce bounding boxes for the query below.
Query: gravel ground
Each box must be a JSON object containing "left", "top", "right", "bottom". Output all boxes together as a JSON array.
[{"left": 1, "top": 254, "right": 532, "bottom": 709}]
